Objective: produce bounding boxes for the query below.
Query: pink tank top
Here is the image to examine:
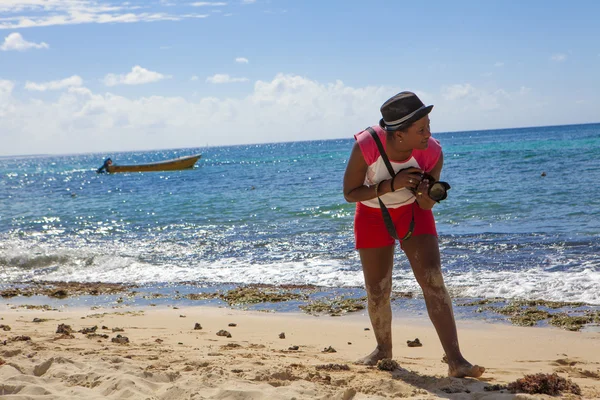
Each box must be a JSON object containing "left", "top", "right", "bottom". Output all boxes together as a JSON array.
[{"left": 354, "top": 125, "right": 442, "bottom": 208}]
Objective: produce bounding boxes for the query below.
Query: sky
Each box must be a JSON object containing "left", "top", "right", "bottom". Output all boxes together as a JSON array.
[{"left": 0, "top": 0, "right": 599, "bottom": 156}]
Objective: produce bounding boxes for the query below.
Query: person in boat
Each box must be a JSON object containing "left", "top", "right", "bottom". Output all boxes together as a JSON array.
[
  {"left": 342, "top": 91, "right": 485, "bottom": 378},
  {"left": 96, "top": 158, "right": 112, "bottom": 173}
]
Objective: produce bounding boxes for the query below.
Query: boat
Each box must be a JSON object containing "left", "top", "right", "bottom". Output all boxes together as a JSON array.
[{"left": 97, "top": 154, "right": 201, "bottom": 173}]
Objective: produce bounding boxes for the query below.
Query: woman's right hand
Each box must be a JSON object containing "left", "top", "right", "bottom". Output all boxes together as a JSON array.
[{"left": 392, "top": 167, "right": 424, "bottom": 191}]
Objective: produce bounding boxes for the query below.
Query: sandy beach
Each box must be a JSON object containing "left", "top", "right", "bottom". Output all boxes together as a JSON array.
[{"left": 1, "top": 304, "right": 599, "bottom": 399}]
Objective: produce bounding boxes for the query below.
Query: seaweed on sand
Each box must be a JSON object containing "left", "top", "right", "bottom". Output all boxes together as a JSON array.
[
  {"left": 458, "top": 298, "right": 600, "bottom": 331},
  {"left": 0, "top": 281, "right": 134, "bottom": 298},
  {"left": 185, "top": 286, "right": 306, "bottom": 306},
  {"left": 507, "top": 373, "right": 581, "bottom": 396},
  {"left": 299, "top": 296, "right": 366, "bottom": 316}
]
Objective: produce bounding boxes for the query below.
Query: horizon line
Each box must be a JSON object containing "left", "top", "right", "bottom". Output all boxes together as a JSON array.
[{"left": 2, "top": 121, "right": 599, "bottom": 159}]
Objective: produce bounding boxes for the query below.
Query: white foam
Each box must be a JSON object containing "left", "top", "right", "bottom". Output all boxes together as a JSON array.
[
  {"left": 34, "top": 257, "right": 366, "bottom": 288},
  {"left": 443, "top": 267, "right": 600, "bottom": 305},
  {"left": 2, "top": 240, "right": 599, "bottom": 305}
]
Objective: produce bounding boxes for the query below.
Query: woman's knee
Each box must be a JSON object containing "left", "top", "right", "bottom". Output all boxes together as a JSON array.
[
  {"left": 366, "top": 280, "right": 392, "bottom": 303},
  {"left": 416, "top": 267, "right": 446, "bottom": 292}
]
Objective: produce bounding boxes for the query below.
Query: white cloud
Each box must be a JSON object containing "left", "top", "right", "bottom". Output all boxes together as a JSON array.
[
  {"left": 206, "top": 74, "right": 249, "bottom": 83},
  {"left": 0, "top": 79, "right": 15, "bottom": 94},
  {"left": 103, "top": 66, "right": 170, "bottom": 86},
  {"left": 494, "top": 62, "right": 504, "bottom": 67},
  {"left": 0, "top": 79, "right": 15, "bottom": 100},
  {"left": 0, "top": 1, "right": 208, "bottom": 29},
  {"left": 264, "top": 9, "right": 287, "bottom": 14},
  {"left": 235, "top": 57, "right": 249, "bottom": 64},
  {"left": 519, "top": 86, "right": 531, "bottom": 95},
  {"left": 551, "top": 53, "right": 567, "bottom": 62},
  {"left": 0, "top": 79, "right": 16, "bottom": 117},
  {"left": 1, "top": 32, "right": 48, "bottom": 51},
  {"left": 191, "top": 2, "right": 227, "bottom": 6},
  {"left": 441, "top": 83, "right": 518, "bottom": 111},
  {"left": 242, "top": 0, "right": 256, "bottom": 4},
  {"left": 442, "top": 83, "right": 475, "bottom": 101},
  {"left": 25, "top": 75, "right": 83, "bottom": 91},
  {"left": 0, "top": 74, "right": 597, "bottom": 156},
  {"left": 190, "top": 75, "right": 199, "bottom": 81},
  {"left": 0, "top": 74, "right": 391, "bottom": 155}
]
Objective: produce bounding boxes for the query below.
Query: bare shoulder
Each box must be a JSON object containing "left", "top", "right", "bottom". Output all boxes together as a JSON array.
[
  {"left": 347, "top": 141, "right": 367, "bottom": 169},
  {"left": 343, "top": 141, "right": 368, "bottom": 200}
]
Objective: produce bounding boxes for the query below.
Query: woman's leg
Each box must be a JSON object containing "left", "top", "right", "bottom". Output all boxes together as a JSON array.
[
  {"left": 355, "top": 245, "right": 395, "bottom": 365},
  {"left": 402, "top": 235, "right": 485, "bottom": 378}
]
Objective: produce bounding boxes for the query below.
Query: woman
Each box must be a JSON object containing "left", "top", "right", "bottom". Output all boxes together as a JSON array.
[{"left": 343, "top": 91, "right": 484, "bottom": 378}]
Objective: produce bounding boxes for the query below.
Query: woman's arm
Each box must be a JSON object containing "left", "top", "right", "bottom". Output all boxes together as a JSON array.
[
  {"left": 343, "top": 142, "right": 392, "bottom": 202},
  {"left": 415, "top": 151, "right": 444, "bottom": 210},
  {"left": 427, "top": 150, "right": 444, "bottom": 181}
]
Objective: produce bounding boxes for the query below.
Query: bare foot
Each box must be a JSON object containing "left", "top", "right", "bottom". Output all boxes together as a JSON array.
[
  {"left": 354, "top": 347, "right": 392, "bottom": 366},
  {"left": 448, "top": 361, "right": 485, "bottom": 378}
]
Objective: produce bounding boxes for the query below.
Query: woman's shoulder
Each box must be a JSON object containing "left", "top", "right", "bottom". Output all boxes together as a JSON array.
[
  {"left": 427, "top": 136, "right": 442, "bottom": 151},
  {"left": 354, "top": 125, "right": 386, "bottom": 165},
  {"left": 414, "top": 137, "right": 442, "bottom": 172}
]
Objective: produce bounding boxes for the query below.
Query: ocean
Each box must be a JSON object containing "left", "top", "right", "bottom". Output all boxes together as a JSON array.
[{"left": 1, "top": 123, "right": 600, "bottom": 314}]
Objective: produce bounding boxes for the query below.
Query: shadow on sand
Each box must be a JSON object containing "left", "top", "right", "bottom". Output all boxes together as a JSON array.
[{"left": 382, "top": 366, "right": 516, "bottom": 399}]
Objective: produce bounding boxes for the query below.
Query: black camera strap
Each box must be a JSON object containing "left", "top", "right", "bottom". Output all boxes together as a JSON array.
[
  {"left": 365, "top": 127, "right": 414, "bottom": 241},
  {"left": 366, "top": 127, "right": 396, "bottom": 178}
]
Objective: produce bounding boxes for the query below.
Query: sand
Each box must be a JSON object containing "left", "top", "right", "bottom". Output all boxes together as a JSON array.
[{"left": 1, "top": 304, "right": 599, "bottom": 399}]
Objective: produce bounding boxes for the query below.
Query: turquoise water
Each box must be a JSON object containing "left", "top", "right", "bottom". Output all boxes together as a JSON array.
[{"left": 1, "top": 123, "right": 599, "bottom": 304}]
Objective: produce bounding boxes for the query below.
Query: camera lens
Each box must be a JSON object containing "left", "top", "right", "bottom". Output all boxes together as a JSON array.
[{"left": 429, "top": 182, "right": 447, "bottom": 201}]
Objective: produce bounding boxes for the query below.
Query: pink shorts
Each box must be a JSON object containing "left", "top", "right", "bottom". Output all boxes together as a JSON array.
[{"left": 354, "top": 202, "right": 437, "bottom": 249}]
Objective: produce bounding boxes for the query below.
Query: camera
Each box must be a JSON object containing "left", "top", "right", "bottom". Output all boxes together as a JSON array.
[{"left": 419, "top": 173, "right": 451, "bottom": 202}]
